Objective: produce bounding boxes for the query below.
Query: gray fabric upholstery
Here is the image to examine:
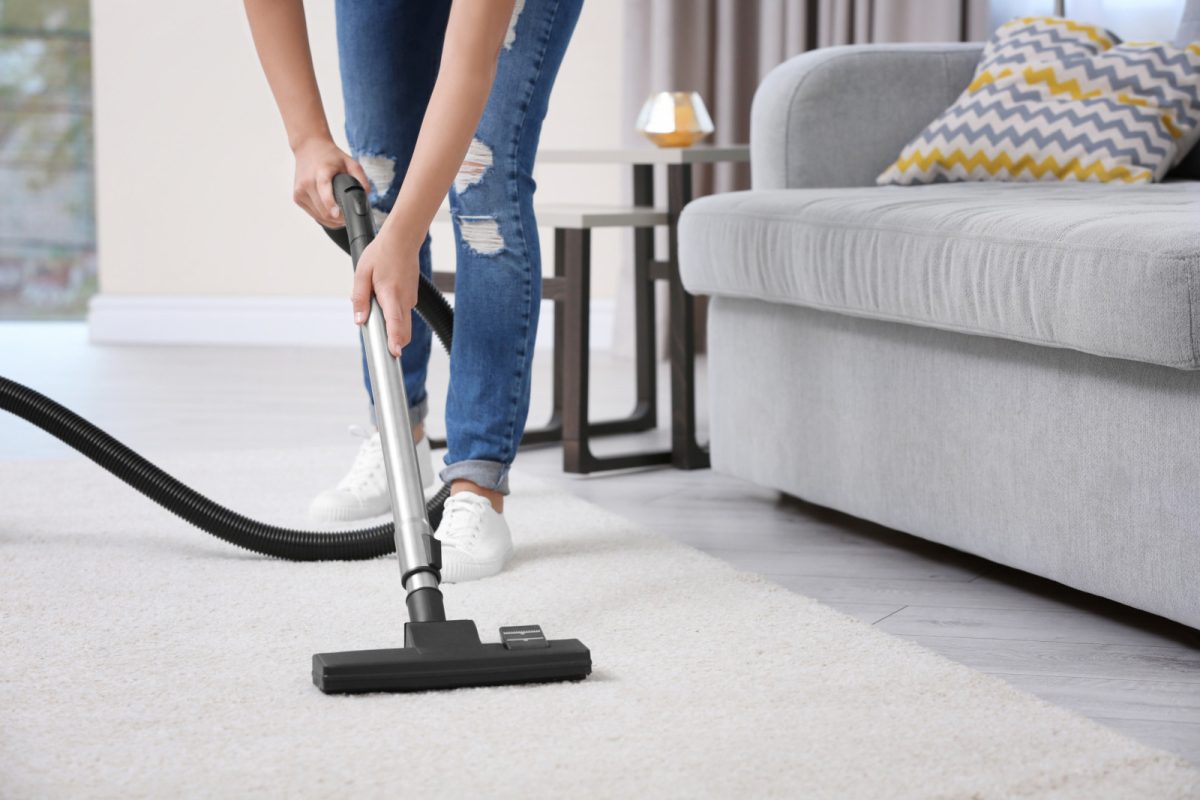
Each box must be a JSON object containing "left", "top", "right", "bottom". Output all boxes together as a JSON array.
[
  {"left": 750, "top": 44, "right": 983, "bottom": 190},
  {"left": 1177, "top": 0, "right": 1200, "bottom": 45},
  {"left": 1171, "top": 0, "right": 1200, "bottom": 179},
  {"left": 680, "top": 182, "right": 1200, "bottom": 369},
  {"left": 708, "top": 298, "right": 1200, "bottom": 629},
  {"left": 692, "top": 38, "right": 1200, "bottom": 626}
]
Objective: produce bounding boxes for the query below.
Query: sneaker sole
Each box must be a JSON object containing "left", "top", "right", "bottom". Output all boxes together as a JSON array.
[
  {"left": 308, "top": 505, "right": 389, "bottom": 526},
  {"left": 438, "top": 546, "right": 514, "bottom": 583}
]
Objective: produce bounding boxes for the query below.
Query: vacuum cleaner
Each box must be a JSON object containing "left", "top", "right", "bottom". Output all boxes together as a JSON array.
[{"left": 0, "top": 174, "right": 591, "bottom": 694}]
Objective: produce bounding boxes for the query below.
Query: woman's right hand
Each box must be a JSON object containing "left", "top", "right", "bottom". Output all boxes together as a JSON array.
[{"left": 291, "top": 137, "right": 371, "bottom": 228}]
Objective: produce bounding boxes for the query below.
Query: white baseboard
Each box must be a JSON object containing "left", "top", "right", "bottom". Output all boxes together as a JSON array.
[
  {"left": 87, "top": 294, "right": 614, "bottom": 351},
  {"left": 88, "top": 295, "right": 355, "bottom": 347}
]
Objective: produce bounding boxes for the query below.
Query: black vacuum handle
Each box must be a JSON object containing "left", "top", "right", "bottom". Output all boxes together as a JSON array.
[{"left": 329, "top": 173, "right": 375, "bottom": 268}]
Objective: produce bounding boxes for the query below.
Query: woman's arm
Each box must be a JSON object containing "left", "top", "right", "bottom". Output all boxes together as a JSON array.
[
  {"left": 351, "top": 0, "right": 517, "bottom": 356},
  {"left": 243, "top": 0, "right": 368, "bottom": 227}
]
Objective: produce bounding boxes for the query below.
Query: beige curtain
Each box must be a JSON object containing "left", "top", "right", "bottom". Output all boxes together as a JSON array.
[{"left": 622, "top": 0, "right": 990, "bottom": 192}]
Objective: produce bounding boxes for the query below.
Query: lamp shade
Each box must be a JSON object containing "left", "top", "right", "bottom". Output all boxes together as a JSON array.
[{"left": 635, "top": 91, "right": 714, "bottom": 148}]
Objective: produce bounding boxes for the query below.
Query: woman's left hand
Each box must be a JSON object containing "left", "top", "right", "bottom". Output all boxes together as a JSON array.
[{"left": 350, "top": 228, "right": 420, "bottom": 357}]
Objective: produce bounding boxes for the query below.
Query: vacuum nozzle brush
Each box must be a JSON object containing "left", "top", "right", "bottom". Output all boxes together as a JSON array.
[{"left": 313, "top": 620, "right": 591, "bottom": 694}]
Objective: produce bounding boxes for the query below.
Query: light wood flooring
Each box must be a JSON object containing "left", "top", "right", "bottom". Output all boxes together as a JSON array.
[{"left": 2, "top": 322, "right": 1196, "bottom": 764}]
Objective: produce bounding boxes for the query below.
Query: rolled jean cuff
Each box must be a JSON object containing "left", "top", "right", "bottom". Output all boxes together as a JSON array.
[
  {"left": 367, "top": 397, "right": 429, "bottom": 431},
  {"left": 439, "top": 459, "right": 511, "bottom": 495}
]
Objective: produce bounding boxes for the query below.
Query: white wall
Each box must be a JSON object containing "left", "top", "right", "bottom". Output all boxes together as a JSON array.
[{"left": 89, "top": 1, "right": 626, "bottom": 342}]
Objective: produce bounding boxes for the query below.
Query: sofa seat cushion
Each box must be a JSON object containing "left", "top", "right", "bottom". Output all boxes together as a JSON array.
[{"left": 679, "top": 181, "right": 1200, "bottom": 368}]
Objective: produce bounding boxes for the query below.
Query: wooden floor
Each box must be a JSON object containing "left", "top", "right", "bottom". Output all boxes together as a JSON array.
[{"left": 2, "top": 322, "right": 1197, "bottom": 764}]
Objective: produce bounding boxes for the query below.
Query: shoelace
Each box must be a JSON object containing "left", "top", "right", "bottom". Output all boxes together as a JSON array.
[
  {"left": 437, "top": 493, "right": 493, "bottom": 548},
  {"left": 335, "top": 425, "right": 383, "bottom": 492}
]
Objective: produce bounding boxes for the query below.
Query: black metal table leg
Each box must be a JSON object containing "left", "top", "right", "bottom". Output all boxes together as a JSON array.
[
  {"left": 565, "top": 165, "right": 659, "bottom": 441},
  {"left": 666, "top": 162, "right": 710, "bottom": 469},
  {"left": 560, "top": 227, "right": 671, "bottom": 474},
  {"left": 629, "top": 163, "right": 658, "bottom": 432}
]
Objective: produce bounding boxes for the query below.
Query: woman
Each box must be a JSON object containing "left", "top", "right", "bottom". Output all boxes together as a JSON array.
[{"left": 243, "top": 0, "right": 583, "bottom": 581}]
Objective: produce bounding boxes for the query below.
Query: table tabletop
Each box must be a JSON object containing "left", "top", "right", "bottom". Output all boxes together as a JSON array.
[
  {"left": 537, "top": 144, "right": 749, "bottom": 165},
  {"left": 436, "top": 204, "right": 666, "bottom": 229}
]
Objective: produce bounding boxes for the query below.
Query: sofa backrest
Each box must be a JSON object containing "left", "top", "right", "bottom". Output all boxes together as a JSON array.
[
  {"left": 1178, "top": 0, "right": 1200, "bottom": 44},
  {"left": 1171, "top": 0, "right": 1200, "bottom": 179}
]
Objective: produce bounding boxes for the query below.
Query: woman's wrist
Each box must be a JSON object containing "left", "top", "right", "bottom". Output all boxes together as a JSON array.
[
  {"left": 378, "top": 204, "right": 428, "bottom": 254},
  {"left": 288, "top": 127, "right": 334, "bottom": 155}
]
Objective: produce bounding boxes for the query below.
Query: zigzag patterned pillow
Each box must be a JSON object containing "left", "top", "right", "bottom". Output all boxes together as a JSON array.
[{"left": 878, "top": 17, "right": 1200, "bottom": 184}]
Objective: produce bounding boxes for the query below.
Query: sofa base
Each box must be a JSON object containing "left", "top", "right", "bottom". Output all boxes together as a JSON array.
[{"left": 709, "top": 297, "right": 1200, "bottom": 629}]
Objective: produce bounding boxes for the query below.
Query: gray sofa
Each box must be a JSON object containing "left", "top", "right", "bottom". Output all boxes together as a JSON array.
[{"left": 678, "top": 29, "right": 1200, "bottom": 629}]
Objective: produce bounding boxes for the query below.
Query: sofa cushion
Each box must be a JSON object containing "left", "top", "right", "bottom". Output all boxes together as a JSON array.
[
  {"left": 878, "top": 18, "right": 1200, "bottom": 185},
  {"left": 679, "top": 181, "right": 1200, "bottom": 368}
]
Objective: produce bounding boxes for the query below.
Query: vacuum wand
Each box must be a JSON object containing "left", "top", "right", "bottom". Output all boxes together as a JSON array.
[
  {"left": 313, "top": 175, "right": 591, "bottom": 694},
  {"left": 333, "top": 173, "right": 444, "bottom": 623}
]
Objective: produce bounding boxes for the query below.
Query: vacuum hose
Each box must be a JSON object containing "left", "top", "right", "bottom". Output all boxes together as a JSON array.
[{"left": 0, "top": 206, "right": 456, "bottom": 562}]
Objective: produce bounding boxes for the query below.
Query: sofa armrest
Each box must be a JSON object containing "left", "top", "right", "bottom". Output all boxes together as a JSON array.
[{"left": 751, "top": 43, "right": 983, "bottom": 189}]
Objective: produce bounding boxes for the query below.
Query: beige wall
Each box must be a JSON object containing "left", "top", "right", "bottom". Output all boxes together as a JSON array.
[{"left": 91, "top": 1, "right": 626, "bottom": 301}]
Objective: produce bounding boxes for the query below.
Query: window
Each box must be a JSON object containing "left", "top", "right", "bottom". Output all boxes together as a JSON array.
[
  {"left": 989, "top": 0, "right": 1186, "bottom": 39},
  {"left": 0, "top": 0, "right": 94, "bottom": 320}
]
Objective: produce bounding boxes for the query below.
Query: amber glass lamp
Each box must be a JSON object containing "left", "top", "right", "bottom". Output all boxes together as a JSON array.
[{"left": 635, "top": 91, "right": 714, "bottom": 148}]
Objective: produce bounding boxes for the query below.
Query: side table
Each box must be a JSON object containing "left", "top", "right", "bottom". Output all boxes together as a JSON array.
[{"left": 538, "top": 145, "right": 750, "bottom": 471}]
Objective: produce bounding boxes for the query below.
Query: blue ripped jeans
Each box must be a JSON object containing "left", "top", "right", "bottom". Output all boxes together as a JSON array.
[{"left": 335, "top": 0, "right": 582, "bottom": 495}]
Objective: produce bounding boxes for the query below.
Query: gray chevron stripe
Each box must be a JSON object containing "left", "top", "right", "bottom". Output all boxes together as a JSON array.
[
  {"left": 917, "top": 118, "right": 1167, "bottom": 164},
  {"left": 1075, "top": 50, "right": 1200, "bottom": 100},
  {"left": 1002, "top": 20, "right": 1118, "bottom": 42},
  {"left": 997, "top": 82, "right": 1181, "bottom": 126},
  {"left": 958, "top": 86, "right": 1172, "bottom": 141},
  {"left": 1107, "top": 45, "right": 1200, "bottom": 75},
  {"left": 919, "top": 92, "right": 1170, "bottom": 158},
  {"left": 986, "top": 41, "right": 1098, "bottom": 68},
  {"left": 1100, "top": 51, "right": 1200, "bottom": 123},
  {"left": 994, "top": 22, "right": 1117, "bottom": 50},
  {"left": 1048, "top": 56, "right": 1199, "bottom": 113},
  {"left": 979, "top": 26, "right": 1107, "bottom": 72}
]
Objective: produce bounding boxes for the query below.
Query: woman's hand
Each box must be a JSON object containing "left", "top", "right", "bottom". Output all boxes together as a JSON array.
[
  {"left": 292, "top": 137, "right": 370, "bottom": 228},
  {"left": 350, "top": 227, "right": 420, "bottom": 357}
]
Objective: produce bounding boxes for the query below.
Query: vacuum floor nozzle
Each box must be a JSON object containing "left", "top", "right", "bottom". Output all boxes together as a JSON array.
[{"left": 313, "top": 620, "right": 591, "bottom": 694}]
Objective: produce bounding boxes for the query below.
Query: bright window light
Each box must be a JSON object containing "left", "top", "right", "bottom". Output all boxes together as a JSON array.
[{"left": 1066, "top": 0, "right": 1184, "bottom": 40}]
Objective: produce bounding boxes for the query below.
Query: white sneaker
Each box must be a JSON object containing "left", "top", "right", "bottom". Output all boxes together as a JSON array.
[
  {"left": 308, "top": 425, "right": 435, "bottom": 524},
  {"left": 435, "top": 492, "right": 513, "bottom": 583}
]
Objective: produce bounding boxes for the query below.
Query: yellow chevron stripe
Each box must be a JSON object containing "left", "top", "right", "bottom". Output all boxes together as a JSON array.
[
  {"left": 1162, "top": 114, "right": 1183, "bottom": 139},
  {"left": 891, "top": 148, "right": 1149, "bottom": 183},
  {"left": 1188, "top": 43, "right": 1200, "bottom": 57},
  {"left": 968, "top": 68, "right": 1010, "bottom": 93},
  {"left": 1110, "top": 92, "right": 1183, "bottom": 138},
  {"left": 1023, "top": 65, "right": 1102, "bottom": 100},
  {"left": 1014, "top": 16, "right": 1114, "bottom": 49},
  {"left": 967, "top": 68, "right": 1013, "bottom": 94}
]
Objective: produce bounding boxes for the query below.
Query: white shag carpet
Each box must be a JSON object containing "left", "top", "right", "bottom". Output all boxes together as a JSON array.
[{"left": 1, "top": 447, "right": 1197, "bottom": 800}]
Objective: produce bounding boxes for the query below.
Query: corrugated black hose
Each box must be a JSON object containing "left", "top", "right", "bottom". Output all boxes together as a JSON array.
[{"left": 0, "top": 222, "right": 456, "bottom": 562}]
